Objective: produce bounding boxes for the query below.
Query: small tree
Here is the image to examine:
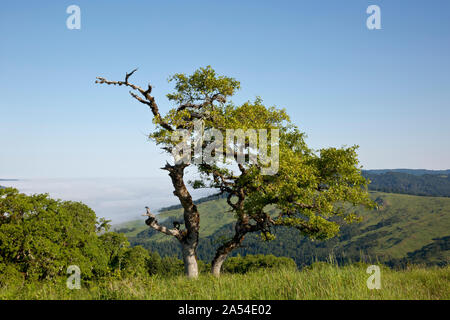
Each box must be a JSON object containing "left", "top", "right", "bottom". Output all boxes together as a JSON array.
[{"left": 96, "top": 66, "right": 375, "bottom": 277}]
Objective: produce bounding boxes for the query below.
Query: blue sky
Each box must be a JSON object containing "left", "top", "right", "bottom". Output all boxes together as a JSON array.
[{"left": 1, "top": 0, "right": 450, "bottom": 180}]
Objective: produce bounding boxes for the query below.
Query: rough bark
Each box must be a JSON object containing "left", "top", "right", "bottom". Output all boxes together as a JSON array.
[
  {"left": 211, "top": 218, "right": 251, "bottom": 276},
  {"left": 211, "top": 235, "right": 244, "bottom": 277},
  {"left": 182, "top": 242, "right": 199, "bottom": 278},
  {"left": 145, "top": 163, "right": 200, "bottom": 278},
  {"left": 164, "top": 162, "right": 200, "bottom": 278},
  {"left": 211, "top": 191, "right": 269, "bottom": 276}
]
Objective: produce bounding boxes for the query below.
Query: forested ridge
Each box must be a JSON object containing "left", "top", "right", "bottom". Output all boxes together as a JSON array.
[{"left": 362, "top": 170, "right": 450, "bottom": 197}]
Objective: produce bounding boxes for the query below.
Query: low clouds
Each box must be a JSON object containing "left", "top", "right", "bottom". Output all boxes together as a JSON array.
[{"left": 1, "top": 177, "right": 212, "bottom": 223}]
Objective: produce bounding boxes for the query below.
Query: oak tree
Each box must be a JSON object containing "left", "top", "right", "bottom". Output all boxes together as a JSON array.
[{"left": 96, "top": 66, "right": 375, "bottom": 277}]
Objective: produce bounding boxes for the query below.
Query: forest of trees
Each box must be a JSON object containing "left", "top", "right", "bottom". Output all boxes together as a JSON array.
[{"left": 363, "top": 171, "right": 450, "bottom": 197}]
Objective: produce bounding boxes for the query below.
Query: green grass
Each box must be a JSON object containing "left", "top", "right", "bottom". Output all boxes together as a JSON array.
[{"left": 1, "top": 264, "right": 448, "bottom": 300}]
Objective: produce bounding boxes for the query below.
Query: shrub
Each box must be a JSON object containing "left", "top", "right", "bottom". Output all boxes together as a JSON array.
[
  {"left": 223, "top": 254, "right": 297, "bottom": 274},
  {"left": 0, "top": 263, "right": 24, "bottom": 288},
  {"left": 121, "top": 246, "right": 150, "bottom": 277},
  {"left": 0, "top": 188, "right": 110, "bottom": 280},
  {"left": 160, "top": 256, "right": 184, "bottom": 276}
]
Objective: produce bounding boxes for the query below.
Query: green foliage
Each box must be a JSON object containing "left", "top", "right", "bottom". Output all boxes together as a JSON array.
[
  {"left": 150, "top": 65, "right": 241, "bottom": 146},
  {"left": 120, "top": 246, "right": 150, "bottom": 277},
  {"left": 241, "top": 141, "right": 375, "bottom": 240},
  {"left": 166, "top": 65, "right": 240, "bottom": 105},
  {"left": 144, "top": 251, "right": 163, "bottom": 275},
  {"left": 160, "top": 256, "right": 185, "bottom": 276},
  {"left": 0, "top": 188, "right": 196, "bottom": 282},
  {"left": 0, "top": 186, "right": 447, "bottom": 300},
  {"left": 99, "top": 232, "right": 129, "bottom": 272},
  {"left": 146, "top": 252, "right": 210, "bottom": 277},
  {"left": 0, "top": 263, "right": 24, "bottom": 289},
  {"left": 222, "top": 254, "right": 297, "bottom": 274},
  {"left": 0, "top": 188, "right": 110, "bottom": 280}
]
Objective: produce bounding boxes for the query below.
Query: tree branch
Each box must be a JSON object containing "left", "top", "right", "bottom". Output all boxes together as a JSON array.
[
  {"left": 145, "top": 217, "right": 182, "bottom": 240},
  {"left": 95, "top": 70, "right": 174, "bottom": 132}
]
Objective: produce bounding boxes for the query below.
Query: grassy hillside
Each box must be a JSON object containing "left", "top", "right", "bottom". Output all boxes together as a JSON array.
[
  {"left": 1, "top": 264, "right": 448, "bottom": 300},
  {"left": 337, "top": 192, "right": 450, "bottom": 259},
  {"left": 118, "top": 192, "right": 450, "bottom": 267}
]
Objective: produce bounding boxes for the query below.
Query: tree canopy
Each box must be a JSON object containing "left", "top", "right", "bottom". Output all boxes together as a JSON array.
[{"left": 0, "top": 187, "right": 110, "bottom": 280}]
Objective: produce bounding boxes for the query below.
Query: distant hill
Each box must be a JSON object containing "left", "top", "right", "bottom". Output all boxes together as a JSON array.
[
  {"left": 363, "top": 169, "right": 450, "bottom": 176},
  {"left": 118, "top": 191, "right": 450, "bottom": 268},
  {"left": 363, "top": 171, "right": 450, "bottom": 197}
]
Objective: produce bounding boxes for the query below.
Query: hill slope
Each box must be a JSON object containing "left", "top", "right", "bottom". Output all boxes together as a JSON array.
[
  {"left": 118, "top": 192, "right": 450, "bottom": 267},
  {"left": 363, "top": 171, "right": 450, "bottom": 197},
  {"left": 363, "top": 169, "right": 450, "bottom": 176}
]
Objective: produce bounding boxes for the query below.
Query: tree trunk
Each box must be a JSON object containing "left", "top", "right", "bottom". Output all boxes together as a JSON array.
[
  {"left": 211, "top": 238, "right": 243, "bottom": 277},
  {"left": 211, "top": 252, "right": 228, "bottom": 277},
  {"left": 210, "top": 211, "right": 261, "bottom": 277},
  {"left": 211, "top": 223, "right": 247, "bottom": 277},
  {"left": 166, "top": 163, "right": 201, "bottom": 278},
  {"left": 182, "top": 242, "right": 199, "bottom": 278}
]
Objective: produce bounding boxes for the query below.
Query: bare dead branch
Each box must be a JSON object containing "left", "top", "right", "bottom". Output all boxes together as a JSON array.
[
  {"left": 95, "top": 70, "right": 174, "bottom": 132},
  {"left": 145, "top": 217, "right": 182, "bottom": 240},
  {"left": 125, "top": 68, "right": 138, "bottom": 83}
]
